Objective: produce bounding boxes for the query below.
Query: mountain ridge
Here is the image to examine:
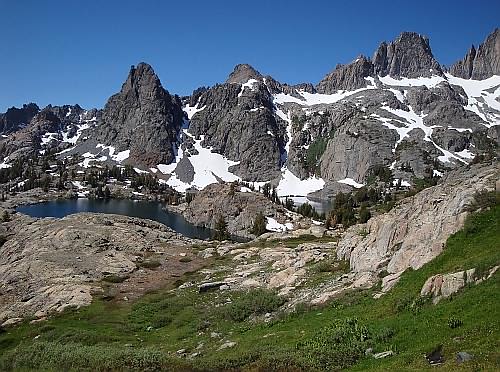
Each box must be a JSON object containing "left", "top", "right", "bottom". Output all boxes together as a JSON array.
[{"left": 1, "top": 28, "right": 498, "bottom": 199}]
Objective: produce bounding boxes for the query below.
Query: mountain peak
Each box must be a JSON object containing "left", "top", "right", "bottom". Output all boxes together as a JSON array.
[
  {"left": 372, "top": 31, "right": 442, "bottom": 78},
  {"left": 450, "top": 27, "right": 500, "bottom": 79},
  {"left": 397, "top": 31, "right": 429, "bottom": 44},
  {"left": 226, "top": 64, "right": 262, "bottom": 84},
  {"left": 122, "top": 62, "right": 166, "bottom": 96}
]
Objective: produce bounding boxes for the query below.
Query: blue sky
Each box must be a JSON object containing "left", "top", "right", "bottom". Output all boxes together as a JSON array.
[{"left": 0, "top": 0, "right": 498, "bottom": 112}]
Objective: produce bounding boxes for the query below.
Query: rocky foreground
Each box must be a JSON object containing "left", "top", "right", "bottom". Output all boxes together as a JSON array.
[
  {"left": 0, "top": 210, "right": 204, "bottom": 326},
  {"left": 0, "top": 162, "right": 497, "bottom": 328}
]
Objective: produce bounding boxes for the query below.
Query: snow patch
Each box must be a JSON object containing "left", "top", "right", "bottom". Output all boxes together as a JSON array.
[
  {"left": 379, "top": 75, "right": 446, "bottom": 88},
  {"left": 392, "top": 179, "right": 411, "bottom": 187},
  {"left": 455, "top": 148, "right": 474, "bottom": 160},
  {"left": 266, "top": 217, "right": 292, "bottom": 232},
  {"left": 337, "top": 178, "right": 365, "bottom": 188},
  {"left": 183, "top": 103, "right": 206, "bottom": 120},
  {"left": 0, "top": 158, "right": 11, "bottom": 169},
  {"left": 277, "top": 169, "right": 325, "bottom": 197},
  {"left": 96, "top": 144, "right": 130, "bottom": 163},
  {"left": 164, "top": 130, "right": 241, "bottom": 192},
  {"left": 238, "top": 79, "right": 259, "bottom": 97},
  {"left": 273, "top": 86, "right": 375, "bottom": 106}
]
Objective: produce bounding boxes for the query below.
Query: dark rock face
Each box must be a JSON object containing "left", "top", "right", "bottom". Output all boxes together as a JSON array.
[
  {"left": 0, "top": 109, "right": 61, "bottom": 159},
  {"left": 449, "top": 45, "right": 476, "bottom": 79},
  {"left": 372, "top": 32, "right": 443, "bottom": 78},
  {"left": 316, "top": 32, "right": 444, "bottom": 94},
  {"left": 316, "top": 56, "right": 374, "bottom": 93},
  {"left": 188, "top": 70, "right": 287, "bottom": 181},
  {"left": 0, "top": 103, "right": 39, "bottom": 134},
  {"left": 319, "top": 121, "right": 396, "bottom": 184},
  {"left": 450, "top": 28, "right": 500, "bottom": 79},
  {"left": 92, "top": 62, "right": 184, "bottom": 167}
]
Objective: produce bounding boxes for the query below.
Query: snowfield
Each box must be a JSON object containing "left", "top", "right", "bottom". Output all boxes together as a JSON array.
[
  {"left": 276, "top": 169, "right": 325, "bottom": 197},
  {"left": 379, "top": 75, "right": 446, "bottom": 88},
  {"left": 445, "top": 74, "right": 500, "bottom": 127},
  {"left": 266, "top": 216, "right": 293, "bottom": 232},
  {"left": 163, "top": 130, "right": 241, "bottom": 192}
]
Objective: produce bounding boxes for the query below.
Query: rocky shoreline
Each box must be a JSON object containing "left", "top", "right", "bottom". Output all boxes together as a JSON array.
[{"left": 0, "top": 203, "right": 208, "bottom": 326}]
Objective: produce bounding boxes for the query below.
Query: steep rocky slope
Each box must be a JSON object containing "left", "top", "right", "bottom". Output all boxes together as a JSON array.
[
  {"left": 336, "top": 162, "right": 498, "bottom": 293},
  {"left": 81, "top": 63, "right": 184, "bottom": 168},
  {"left": 0, "top": 103, "right": 39, "bottom": 134},
  {"left": 450, "top": 28, "right": 500, "bottom": 79},
  {"left": 0, "top": 105, "right": 99, "bottom": 160},
  {"left": 186, "top": 65, "right": 287, "bottom": 181}
]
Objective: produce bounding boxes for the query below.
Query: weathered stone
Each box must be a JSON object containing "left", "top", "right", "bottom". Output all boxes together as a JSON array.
[
  {"left": 268, "top": 267, "right": 306, "bottom": 289},
  {"left": 373, "top": 350, "right": 393, "bottom": 359},
  {"left": 198, "top": 281, "right": 227, "bottom": 293},
  {"left": 337, "top": 164, "right": 497, "bottom": 277},
  {"left": 180, "top": 183, "right": 298, "bottom": 238},
  {"left": 440, "top": 271, "right": 465, "bottom": 297},
  {"left": 381, "top": 271, "right": 404, "bottom": 293},
  {"left": 218, "top": 341, "right": 236, "bottom": 350},
  {"left": 0, "top": 211, "right": 198, "bottom": 322},
  {"left": 456, "top": 351, "right": 474, "bottom": 363}
]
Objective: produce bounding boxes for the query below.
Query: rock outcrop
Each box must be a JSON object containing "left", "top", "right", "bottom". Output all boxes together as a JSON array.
[
  {"left": 181, "top": 183, "right": 298, "bottom": 238},
  {"left": 372, "top": 31, "right": 443, "bottom": 78},
  {"left": 0, "top": 103, "right": 39, "bottom": 134},
  {"left": 316, "top": 56, "right": 374, "bottom": 93},
  {"left": 420, "top": 265, "right": 499, "bottom": 303},
  {"left": 0, "top": 211, "right": 200, "bottom": 323},
  {"left": 450, "top": 28, "right": 500, "bottom": 79},
  {"left": 91, "top": 62, "right": 184, "bottom": 167},
  {"left": 226, "top": 63, "right": 262, "bottom": 84},
  {"left": 336, "top": 163, "right": 498, "bottom": 286},
  {"left": 0, "top": 104, "right": 100, "bottom": 161}
]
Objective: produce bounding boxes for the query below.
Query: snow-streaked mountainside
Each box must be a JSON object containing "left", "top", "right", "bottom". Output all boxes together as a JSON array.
[{"left": 1, "top": 29, "right": 499, "bottom": 199}]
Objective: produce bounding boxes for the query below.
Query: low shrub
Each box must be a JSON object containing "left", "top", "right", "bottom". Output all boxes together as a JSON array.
[
  {"left": 0, "top": 341, "right": 188, "bottom": 371},
  {"left": 137, "top": 259, "right": 161, "bottom": 269},
  {"left": 298, "top": 317, "right": 370, "bottom": 370},
  {"left": 221, "top": 289, "right": 285, "bottom": 322},
  {"left": 447, "top": 316, "right": 463, "bottom": 329}
]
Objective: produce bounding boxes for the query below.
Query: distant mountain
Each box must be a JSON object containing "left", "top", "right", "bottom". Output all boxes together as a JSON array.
[{"left": 1, "top": 28, "right": 498, "bottom": 198}]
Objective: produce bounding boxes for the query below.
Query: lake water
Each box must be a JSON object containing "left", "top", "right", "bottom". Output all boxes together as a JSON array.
[{"left": 16, "top": 198, "right": 212, "bottom": 240}]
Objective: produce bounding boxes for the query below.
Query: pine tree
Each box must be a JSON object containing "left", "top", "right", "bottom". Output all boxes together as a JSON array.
[
  {"left": 104, "top": 186, "right": 111, "bottom": 199},
  {"left": 251, "top": 212, "right": 267, "bottom": 236},
  {"left": 213, "top": 215, "right": 229, "bottom": 241},
  {"left": 285, "top": 198, "right": 295, "bottom": 211},
  {"left": 359, "top": 205, "right": 371, "bottom": 223},
  {"left": 262, "top": 183, "right": 271, "bottom": 198},
  {"left": 2, "top": 210, "right": 10, "bottom": 222}
]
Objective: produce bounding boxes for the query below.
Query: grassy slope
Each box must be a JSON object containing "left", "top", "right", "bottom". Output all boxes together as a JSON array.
[{"left": 0, "top": 206, "right": 498, "bottom": 371}]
